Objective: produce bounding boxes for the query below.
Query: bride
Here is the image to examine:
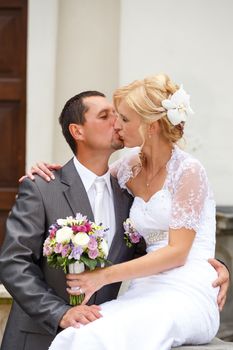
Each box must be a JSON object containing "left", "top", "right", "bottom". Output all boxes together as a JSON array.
[{"left": 33, "top": 74, "right": 221, "bottom": 349}]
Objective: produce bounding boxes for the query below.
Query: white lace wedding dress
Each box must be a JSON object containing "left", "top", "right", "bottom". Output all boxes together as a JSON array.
[{"left": 49, "top": 145, "right": 219, "bottom": 350}]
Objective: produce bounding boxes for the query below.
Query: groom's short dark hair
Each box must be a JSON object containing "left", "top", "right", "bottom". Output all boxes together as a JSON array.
[{"left": 59, "top": 91, "right": 105, "bottom": 154}]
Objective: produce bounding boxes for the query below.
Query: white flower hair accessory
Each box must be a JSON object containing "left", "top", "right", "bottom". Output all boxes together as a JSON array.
[{"left": 161, "top": 85, "right": 194, "bottom": 126}]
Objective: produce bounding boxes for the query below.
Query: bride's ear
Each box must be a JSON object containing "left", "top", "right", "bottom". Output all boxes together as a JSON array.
[
  {"left": 148, "top": 121, "right": 160, "bottom": 135},
  {"left": 69, "top": 123, "right": 84, "bottom": 141}
]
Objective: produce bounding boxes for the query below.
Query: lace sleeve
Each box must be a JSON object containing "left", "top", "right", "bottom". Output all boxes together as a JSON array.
[
  {"left": 109, "top": 158, "right": 123, "bottom": 178},
  {"left": 109, "top": 148, "right": 141, "bottom": 190},
  {"left": 169, "top": 160, "right": 209, "bottom": 232}
]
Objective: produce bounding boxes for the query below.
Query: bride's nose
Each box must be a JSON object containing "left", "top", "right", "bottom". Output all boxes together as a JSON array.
[{"left": 114, "top": 115, "right": 122, "bottom": 131}]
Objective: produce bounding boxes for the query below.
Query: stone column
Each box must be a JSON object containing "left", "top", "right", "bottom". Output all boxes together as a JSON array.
[
  {"left": 216, "top": 206, "right": 233, "bottom": 341},
  {"left": 0, "top": 285, "right": 12, "bottom": 346}
]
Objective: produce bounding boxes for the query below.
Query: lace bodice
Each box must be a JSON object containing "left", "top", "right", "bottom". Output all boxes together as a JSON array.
[{"left": 110, "top": 145, "right": 216, "bottom": 259}]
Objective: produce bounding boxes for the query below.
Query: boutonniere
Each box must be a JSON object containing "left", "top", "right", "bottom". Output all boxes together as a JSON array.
[{"left": 123, "top": 218, "right": 142, "bottom": 248}]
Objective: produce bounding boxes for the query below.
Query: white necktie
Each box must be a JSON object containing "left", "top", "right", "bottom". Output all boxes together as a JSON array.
[{"left": 94, "top": 178, "right": 106, "bottom": 226}]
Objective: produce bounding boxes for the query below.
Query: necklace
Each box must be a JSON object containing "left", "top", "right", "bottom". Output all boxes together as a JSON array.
[
  {"left": 140, "top": 147, "right": 173, "bottom": 188},
  {"left": 145, "top": 163, "right": 167, "bottom": 188}
]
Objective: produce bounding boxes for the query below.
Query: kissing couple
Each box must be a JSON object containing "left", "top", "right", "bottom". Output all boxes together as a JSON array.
[{"left": 0, "top": 73, "right": 229, "bottom": 350}]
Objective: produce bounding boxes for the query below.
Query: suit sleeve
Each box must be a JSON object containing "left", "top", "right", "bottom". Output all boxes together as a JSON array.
[
  {"left": 0, "top": 178, "right": 71, "bottom": 335},
  {"left": 133, "top": 238, "right": 146, "bottom": 259},
  {"left": 217, "top": 259, "right": 229, "bottom": 272}
]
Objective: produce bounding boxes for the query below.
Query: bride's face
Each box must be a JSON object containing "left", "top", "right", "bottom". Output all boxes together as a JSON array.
[{"left": 115, "top": 99, "right": 143, "bottom": 148}]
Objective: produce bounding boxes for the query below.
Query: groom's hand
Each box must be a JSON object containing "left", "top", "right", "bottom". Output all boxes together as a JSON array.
[
  {"left": 208, "top": 258, "right": 230, "bottom": 311},
  {"left": 59, "top": 304, "right": 102, "bottom": 329}
]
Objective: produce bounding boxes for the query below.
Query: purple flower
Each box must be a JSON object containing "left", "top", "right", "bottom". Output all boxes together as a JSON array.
[
  {"left": 130, "top": 232, "right": 141, "bottom": 244},
  {"left": 88, "top": 249, "right": 99, "bottom": 259},
  {"left": 49, "top": 224, "right": 57, "bottom": 231},
  {"left": 54, "top": 243, "right": 63, "bottom": 254},
  {"left": 69, "top": 246, "right": 83, "bottom": 260},
  {"left": 61, "top": 244, "right": 70, "bottom": 257},
  {"left": 75, "top": 213, "right": 87, "bottom": 221},
  {"left": 49, "top": 224, "right": 59, "bottom": 238},
  {"left": 123, "top": 218, "right": 142, "bottom": 247},
  {"left": 88, "top": 237, "right": 98, "bottom": 250},
  {"left": 93, "top": 228, "right": 105, "bottom": 238},
  {"left": 43, "top": 244, "right": 53, "bottom": 256}
]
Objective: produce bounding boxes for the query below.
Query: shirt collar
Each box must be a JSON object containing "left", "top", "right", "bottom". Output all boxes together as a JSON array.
[{"left": 73, "top": 157, "right": 112, "bottom": 195}]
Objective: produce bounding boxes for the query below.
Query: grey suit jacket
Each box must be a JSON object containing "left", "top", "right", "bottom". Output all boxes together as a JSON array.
[{"left": 0, "top": 159, "right": 144, "bottom": 350}]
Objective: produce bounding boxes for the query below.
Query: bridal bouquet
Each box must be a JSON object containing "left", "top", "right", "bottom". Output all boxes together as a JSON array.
[
  {"left": 123, "top": 218, "right": 142, "bottom": 248},
  {"left": 43, "top": 213, "right": 109, "bottom": 305}
]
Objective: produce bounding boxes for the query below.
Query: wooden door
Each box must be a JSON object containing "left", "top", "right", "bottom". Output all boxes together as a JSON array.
[{"left": 0, "top": 0, "right": 27, "bottom": 247}]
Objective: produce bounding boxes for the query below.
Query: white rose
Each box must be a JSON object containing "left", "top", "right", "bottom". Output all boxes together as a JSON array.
[
  {"left": 72, "top": 232, "right": 90, "bottom": 247},
  {"left": 56, "top": 227, "right": 74, "bottom": 243},
  {"left": 100, "top": 239, "right": 109, "bottom": 257}
]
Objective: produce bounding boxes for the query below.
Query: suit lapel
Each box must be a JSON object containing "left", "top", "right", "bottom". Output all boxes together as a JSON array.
[
  {"left": 60, "top": 159, "right": 94, "bottom": 221},
  {"left": 108, "top": 175, "right": 128, "bottom": 263}
]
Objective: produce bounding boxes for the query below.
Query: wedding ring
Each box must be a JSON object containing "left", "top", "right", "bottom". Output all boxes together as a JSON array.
[
  {"left": 71, "top": 286, "right": 80, "bottom": 292},
  {"left": 79, "top": 288, "right": 84, "bottom": 294}
]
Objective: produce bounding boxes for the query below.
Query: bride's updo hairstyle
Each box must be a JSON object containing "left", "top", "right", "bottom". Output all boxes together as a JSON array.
[{"left": 113, "top": 74, "right": 184, "bottom": 143}]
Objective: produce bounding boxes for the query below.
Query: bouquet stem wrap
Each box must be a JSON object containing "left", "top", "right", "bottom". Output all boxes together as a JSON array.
[{"left": 68, "top": 261, "right": 85, "bottom": 305}]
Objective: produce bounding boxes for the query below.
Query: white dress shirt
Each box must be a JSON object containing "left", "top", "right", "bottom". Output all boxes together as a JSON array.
[{"left": 73, "top": 157, "right": 116, "bottom": 248}]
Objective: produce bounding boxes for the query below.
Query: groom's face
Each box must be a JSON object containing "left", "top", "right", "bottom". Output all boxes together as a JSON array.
[{"left": 80, "top": 96, "right": 124, "bottom": 152}]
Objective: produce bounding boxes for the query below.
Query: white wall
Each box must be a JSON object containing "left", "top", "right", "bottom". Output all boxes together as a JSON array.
[
  {"left": 26, "top": 0, "right": 58, "bottom": 167},
  {"left": 27, "top": 0, "right": 120, "bottom": 166},
  {"left": 26, "top": 0, "right": 233, "bottom": 205},
  {"left": 120, "top": 0, "right": 233, "bottom": 205},
  {"left": 53, "top": 0, "right": 120, "bottom": 164}
]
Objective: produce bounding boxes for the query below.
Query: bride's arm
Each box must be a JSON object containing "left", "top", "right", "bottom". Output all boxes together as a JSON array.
[
  {"left": 107, "top": 228, "right": 195, "bottom": 279},
  {"left": 106, "top": 228, "right": 195, "bottom": 278},
  {"left": 17, "top": 151, "right": 133, "bottom": 183},
  {"left": 67, "top": 226, "right": 195, "bottom": 304}
]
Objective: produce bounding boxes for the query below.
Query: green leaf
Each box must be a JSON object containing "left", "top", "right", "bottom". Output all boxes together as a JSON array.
[
  {"left": 96, "top": 257, "right": 112, "bottom": 266},
  {"left": 80, "top": 256, "right": 97, "bottom": 270},
  {"left": 124, "top": 236, "right": 132, "bottom": 248}
]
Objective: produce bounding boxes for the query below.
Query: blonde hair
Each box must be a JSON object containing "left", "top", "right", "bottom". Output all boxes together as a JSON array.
[{"left": 113, "top": 74, "right": 184, "bottom": 143}]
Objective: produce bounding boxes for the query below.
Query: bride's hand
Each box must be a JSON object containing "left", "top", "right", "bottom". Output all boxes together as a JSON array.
[
  {"left": 19, "top": 162, "right": 62, "bottom": 182},
  {"left": 66, "top": 270, "right": 107, "bottom": 304}
]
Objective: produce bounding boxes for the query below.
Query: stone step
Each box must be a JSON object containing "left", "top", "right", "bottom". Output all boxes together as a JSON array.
[{"left": 175, "top": 337, "right": 233, "bottom": 349}]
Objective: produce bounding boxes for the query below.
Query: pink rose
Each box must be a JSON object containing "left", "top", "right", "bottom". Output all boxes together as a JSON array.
[
  {"left": 88, "top": 249, "right": 99, "bottom": 259},
  {"left": 88, "top": 237, "right": 98, "bottom": 250}
]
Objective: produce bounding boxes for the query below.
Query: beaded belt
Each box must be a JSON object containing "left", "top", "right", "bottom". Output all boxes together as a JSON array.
[{"left": 144, "top": 230, "right": 168, "bottom": 245}]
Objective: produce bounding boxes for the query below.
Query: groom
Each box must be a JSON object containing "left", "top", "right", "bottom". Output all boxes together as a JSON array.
[
  {"left": 0, "top": 91, "right": 229, "bottom": 350},
  {"left": 0, "top": 91, "right": 143, "bottom": 350}
]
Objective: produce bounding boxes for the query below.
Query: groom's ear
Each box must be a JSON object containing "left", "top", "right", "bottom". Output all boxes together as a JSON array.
[{"left": 69, "top": 123, "right": 85, "bottom": 141}]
